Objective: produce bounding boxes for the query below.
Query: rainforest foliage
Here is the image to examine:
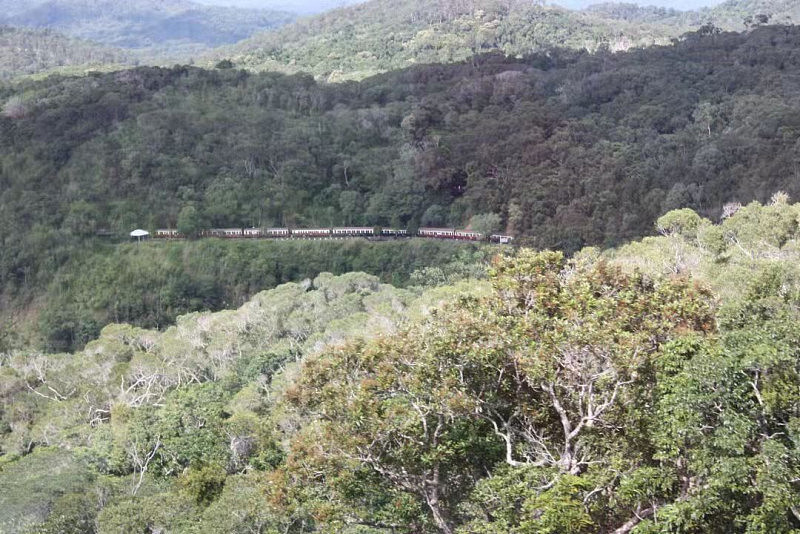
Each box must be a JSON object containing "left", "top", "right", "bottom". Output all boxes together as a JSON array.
[
  {"left": 2, "top": 25, "right": 800, "bottom": 347},
  {"left": 2, "top": 199, "right": 800, "bottom": 533},
  {"left": 213, "top": 0, "right": 682, "bottom": 81},
  {"left": 211, "top": 0, "right": 798, "bottom": 81},
  {"left": 28, "top": 239, "right": 492, "bottom": 352},
  {"left": 1, "top": 0, "right": 794, "bottom": 80}
]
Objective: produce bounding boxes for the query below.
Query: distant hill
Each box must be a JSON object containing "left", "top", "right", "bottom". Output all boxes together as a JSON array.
[
  {"left": 584, "top": 2, "right": 703, "bottom": 24},
  {"left": 210, "top": 0, "right": 799, "bottom": 81},
  {"left": 213, "top": 0, "right": 684, "bottom": 81},
  {"left": 707, "top": 0, "right": 799, "bottom": 27},
  {"left": 588, "top": 0, "right": 798, "bottom": 28},
  {"left": 0, "top": 0, "right": 296, "bottom": 55},
  {"left": 0, "top": 26, "right": 131, "bottom": 79},
  {"left": 191, "top": 0, "right": 366, "bottom": 15}
]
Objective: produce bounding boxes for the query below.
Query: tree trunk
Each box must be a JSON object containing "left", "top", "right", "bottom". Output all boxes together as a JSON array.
[
  {"left": 425, "top": 464, "right": 453, "bottom": 534},
  {"left": 426, "top": 494, "right": 453, "bottom": 534}
]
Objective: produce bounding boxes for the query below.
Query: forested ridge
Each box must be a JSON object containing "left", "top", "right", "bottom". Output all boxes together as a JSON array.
[
  {"left": 0, "top": 0, "right": 296, "bottom": 55},
  {"left": 212, "top": 0, "right": 683, "bottom": 81},
  {"left": 588, "top": 0, "right": 798, "bottom": 27},
  {"left": 2, "top": 25, "right": 800, "bottom": 349},
  {"left": 0, "top": 26, "right": 132, "bottom": 80},
  {"left": 209, "top": 0, "right": 798, "bottom": 81},
  {"left": 3, "top": 198, "right": 800, "bottom": 533},
  {"left": 0, "top": 0, "right": 794, "bottom": 80}
]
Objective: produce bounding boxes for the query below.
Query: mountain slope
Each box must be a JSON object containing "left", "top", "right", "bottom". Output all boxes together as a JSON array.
[
  {"left": 0, "top": 26, "right": 131, "bottom": 79},
  {"left": 2, "top": 26, "right": 800, "bottom": 350},
  {"left": 213, "top": 0, "right": 800, "bottom": 82},
  {"left": 0, "top": 0, "right": 296, "bottom": 55},
  {"left": 709, "top": 0, "right": 800, "bottom": 26},
  {"left": 589, "top": 0, "right": 799, "bottom": 29},
  {"left": 213, "top": 0, "right": 683, "bottom": 81},
  {"left": 192, "top": 0, "right": 366, "bottom": 15},
  {"left": 584, "top": 2, "right": 705, "bottom": 25}
]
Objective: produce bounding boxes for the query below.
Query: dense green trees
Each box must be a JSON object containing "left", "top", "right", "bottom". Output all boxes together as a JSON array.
[
  {"left": 29, "top": 239, "right": 493, "bottom": 351},
  {"left": 0, "top": 271, "right": 489, "bottom": 532},
  {"left": 213, "top": 0, "right": 684, "bottom": 82},
  {"left": 284, "top": 249, "right": 716, "bottom": 533},
  {"left": 5, "top": 198, "right": 800, "bottom": 532},
  {"left": 3, "top": 26, "right": 800, "bottom": 350},
  {"left": 209, "top": 0, "right": 800, "bottom": 82}
]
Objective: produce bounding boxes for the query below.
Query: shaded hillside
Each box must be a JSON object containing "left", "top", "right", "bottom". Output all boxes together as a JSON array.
[
  {"left": 0, "top": 26, "right": 132, "bottom": 79},
  {"left": 0, "top": 0, "right": 296, "bottom": 55},
  {"left": 213, "top": 0, "right": 683, "bottom": 81}
]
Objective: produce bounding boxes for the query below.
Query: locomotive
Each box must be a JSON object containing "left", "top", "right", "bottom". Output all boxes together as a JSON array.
[{"left": 152, "top": 226, "right": 513, "bottom": 243}]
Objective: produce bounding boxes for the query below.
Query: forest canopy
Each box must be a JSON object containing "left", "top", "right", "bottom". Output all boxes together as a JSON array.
[
  {"left": 3, "top": 198, "right": 800, "bottom": 533},
  {"left": 208, "top": 0, "right": 800, "bottom": 81}
]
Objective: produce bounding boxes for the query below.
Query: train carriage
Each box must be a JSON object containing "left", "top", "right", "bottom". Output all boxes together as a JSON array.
[
  {"left": 381, "top": 228, "right": 408, "bottom": 237},
  {"left": 490, "top": 234, "right": 514, "bottom": 244},
  {"left": 292, "top": 228, "right": 332, "bottom": 238},
  {"left": 454, "top": 230, "right": 483, "bottom": 241},
  {"left": 155, "top": 229, "right": 181, "bottom": 238},
  {"left": 266, "top": 228, "right": 290, "bottom": 238},
  {"left": 143, "top": 225, "right": 512, "bottom": 244},
  {"left": 332, "top": 227, "right": 374, "bottom": 237},
  {"left": 419, "top": 228, "right": 456, "bottom": 239},
  {"left": 207, "top": 228, "right": 244, "bottom": 238}
]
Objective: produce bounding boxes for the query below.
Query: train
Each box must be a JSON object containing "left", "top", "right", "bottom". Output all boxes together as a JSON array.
[{"left": 152, "top": 227, "right": 513, "bottom": 244}]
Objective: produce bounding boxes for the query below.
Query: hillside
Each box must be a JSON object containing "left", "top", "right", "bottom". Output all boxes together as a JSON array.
[
  {"left": 212, "top": 0, "right": 800, "bottom": 81},
  {"left": 0, "top": 271, "right": 487, "bottom": 533},
  {"left": 213, "top": 0, "right": 684, "bottom": 81},
  {"left": 2, "top": 25, "right": 800, "bottom": 349},
  {"left": 0, "top": 26, "right": 132, "bottom": 79},
  {"left": 2, "top": 198, "right": 800, "bottom": 532},
  {"left": 590, "top": 0, "right": 799, "bottom": 28},
  {"left": 584, "top": 2, "right": 704, "bottom": 25},
  {"left": 709, "top": 0, "right": 800, "bottom": 27},
  {"left": 0, "top": 0, "right": 296, "bottom": 56},
  {"left": 192, "top": 0, "right": 367, "bottom": 14}
]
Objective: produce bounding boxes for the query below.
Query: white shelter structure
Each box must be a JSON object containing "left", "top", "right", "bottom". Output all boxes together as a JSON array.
[{"left": 130, "top": 229, "right": 150, "bottom": 242}]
